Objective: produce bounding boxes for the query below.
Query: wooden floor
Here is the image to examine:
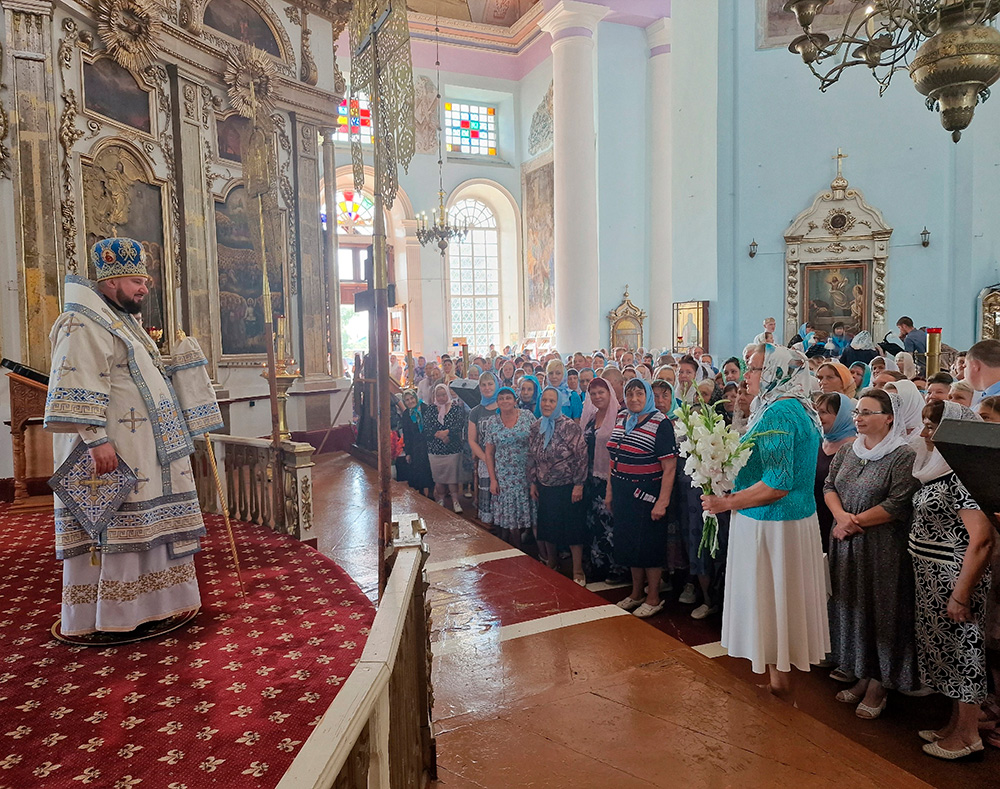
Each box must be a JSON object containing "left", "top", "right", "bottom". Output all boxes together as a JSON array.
[{"left": 311, "top": 453, "right": 936, "bottom": 788}]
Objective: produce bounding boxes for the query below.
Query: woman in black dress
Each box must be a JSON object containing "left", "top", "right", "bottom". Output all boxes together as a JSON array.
[{"left": 399, "top": 390, "right": 434, "bottom": 497}]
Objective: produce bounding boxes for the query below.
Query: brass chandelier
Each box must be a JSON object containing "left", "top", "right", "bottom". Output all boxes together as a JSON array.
[
  {"left": 786, "top": 0, "right": 1000, "bottom": 141},
  {"left": 416, "top": 14, "right": 469, "bottom": 256}
]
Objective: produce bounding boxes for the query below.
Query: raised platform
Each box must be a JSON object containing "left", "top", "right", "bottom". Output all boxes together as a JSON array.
[{"left": 311, "top": 453, "right": 931, "bottom": 788}]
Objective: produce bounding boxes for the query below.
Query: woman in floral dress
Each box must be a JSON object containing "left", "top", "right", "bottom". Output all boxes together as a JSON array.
[{"left": 484, "top": 387, "right": 536, "bottom": 549}]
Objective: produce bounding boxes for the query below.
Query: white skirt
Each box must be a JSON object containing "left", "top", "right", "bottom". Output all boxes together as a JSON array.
[{"left": 722, "top": 512, "right": 830, "bottom": 674}]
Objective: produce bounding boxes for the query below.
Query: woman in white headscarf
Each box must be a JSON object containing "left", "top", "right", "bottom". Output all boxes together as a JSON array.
[
  {"left": 885, "top": 379, "right": 925, "bottom": 435},
  {"left": 824, "top": 389, "right": 920, "bottom": 719},
  {"left": 701, "top": 344, "right": 829, "bottom": 703},
  {"left": 895, "top": 351, "right": 918, "bottom": 380},
  {"left": 909, "top": 400, "right": 995, "bottom": 760}
]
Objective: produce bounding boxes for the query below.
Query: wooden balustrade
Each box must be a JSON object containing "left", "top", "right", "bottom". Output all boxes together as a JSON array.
[
  {"left": 191, "top": 435, "right": 315, "bottom": 540},
  {"left": 277, "top": 514, "right": 436, "bottom": 789}
]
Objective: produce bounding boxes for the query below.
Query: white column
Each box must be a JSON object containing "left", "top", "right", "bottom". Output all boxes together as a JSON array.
[
  {"left": 539, "top": 0, "right": 608, "bottom": 353},
  {"left": 646, "top": 18, "right": 673, "bottom": 351}
]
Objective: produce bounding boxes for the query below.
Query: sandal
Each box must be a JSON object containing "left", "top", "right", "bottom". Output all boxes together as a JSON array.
[
  {"left": 918, "top": 730, "right": 943, "bottom": 743},
  {"left": 632, "top": 601, "right": 665, "bottom": 618},
  {"left": 836, "top": 689, "right": 864, "bottom": 704},
  {"left": 922, "top": 740, "right": 984, "bottom": 761},
  {"left": 616, "top": 596, "right": 643, "bottom": 612},
  {"left": 856, "top": 696, "right": 887, "bottom": 720},
  {"left": 829, "top": 668, "right": 855, "bottom": 683}
]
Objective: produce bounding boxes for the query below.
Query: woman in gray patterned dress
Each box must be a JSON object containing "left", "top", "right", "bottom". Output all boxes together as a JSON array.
[
  {"left": 909, "top": 400, "right": 996, "bottom": 760},
  {"left": 824, "top": 389, "right": 920, "bottom": 719}
]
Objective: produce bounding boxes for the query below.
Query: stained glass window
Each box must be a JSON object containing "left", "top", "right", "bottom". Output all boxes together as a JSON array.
[
  {"left": 336, "top": 190, "right": 375, "bottom": 235},
  {"left": 444, "top": 102, "right": 497, "bottom": 157},
  {"left": 448, "top": 199, "right": 500, "bottom": 354},
  {"left": 333, "top": 95, "right": 373, "bottom": 144}
]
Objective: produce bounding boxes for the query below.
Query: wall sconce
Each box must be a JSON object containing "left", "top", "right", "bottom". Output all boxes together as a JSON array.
[
  {"left": 748, "top": 239, "right": 758, "bottom": 258},
  {"left": 920, "top": 227, "right": 930, "bottom": 247}
]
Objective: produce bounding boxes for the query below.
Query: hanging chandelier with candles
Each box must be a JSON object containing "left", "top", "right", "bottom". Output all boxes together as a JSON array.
[
  {"left": 786, "top": 0, "right": 1000, "bottom": 141},
  {"left": 416, "top": 14, "right": 469, "bottom": 256}
]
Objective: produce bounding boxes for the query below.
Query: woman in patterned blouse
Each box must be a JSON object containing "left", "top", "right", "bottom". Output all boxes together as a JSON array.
[
  {"left": 528, "top": 387, "right": 588, "bottom": 585},
  {"left": 426, "top": 383, "right": 468, "bottom": 514}
]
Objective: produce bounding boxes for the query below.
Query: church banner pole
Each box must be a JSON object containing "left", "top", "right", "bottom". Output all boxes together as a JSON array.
[{"left": 369, "top": 19, "right": 392, "bottom": 601}]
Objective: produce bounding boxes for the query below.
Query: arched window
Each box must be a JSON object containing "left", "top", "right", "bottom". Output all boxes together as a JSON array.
[
  {"left": 448, "top": 199, "right": 499, "bottom": 354},
  {"left": 336, "top": 189, "right": 375, "bottom": 236}
]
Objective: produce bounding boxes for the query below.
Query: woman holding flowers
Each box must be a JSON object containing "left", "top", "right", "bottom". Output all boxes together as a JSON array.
[
  {"left": 607, "top": 378, "right": 678, "bottom": 619},
  {"left": 702, "top": 344, "right": 830, "bottom": 703}
]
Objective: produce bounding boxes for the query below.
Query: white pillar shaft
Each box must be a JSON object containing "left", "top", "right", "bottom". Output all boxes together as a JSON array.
[
  {"left": 648, "top": 50, "right": 673, "bottom": 351},
  {"left": 551, "top": 34, "right": 601, "bottom": 353}
]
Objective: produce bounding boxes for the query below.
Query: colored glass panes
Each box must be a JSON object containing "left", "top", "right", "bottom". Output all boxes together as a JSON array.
[
  {"left": 444, "top": 102, "right": 498, "bottom": 157},
  {"left": 448, "top": 199, "right": 500, "bottom": 353},
  {"left": 334, "top": 96, "right": 373, "bottom": 144},
  {"left": 336, "top": 190, "right": 375, "bottom": 235}
]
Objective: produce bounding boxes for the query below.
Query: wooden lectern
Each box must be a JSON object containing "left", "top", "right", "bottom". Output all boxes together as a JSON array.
[{"left": 4, "top": 364, "right": 53, "bottom": 512}]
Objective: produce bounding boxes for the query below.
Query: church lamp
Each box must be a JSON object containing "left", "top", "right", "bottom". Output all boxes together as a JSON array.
[{"left": 786, "top": 0, "right": 1000, "bottom": 142}]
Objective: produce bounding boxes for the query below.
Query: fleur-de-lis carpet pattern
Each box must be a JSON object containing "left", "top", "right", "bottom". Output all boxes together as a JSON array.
[{"left": 0, "top": 510, "right": 374, "bottom": 788}]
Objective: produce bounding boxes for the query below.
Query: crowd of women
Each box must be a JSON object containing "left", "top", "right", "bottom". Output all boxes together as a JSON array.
[{"left": 389, "top": 330, "right": 1000, "bottom": 763}]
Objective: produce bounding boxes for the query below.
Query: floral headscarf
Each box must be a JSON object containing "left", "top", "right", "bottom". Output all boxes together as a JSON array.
[
  {"left": 851, "top": 331, "right": 877, "bottom": 351},
  {"left": 748, "top": 344, "right": 821, "bottom": 433},
  {"left": 853, "top": 393, "right": 909, "bottom": 462},
  {"left": 912, "top": 401, "right": 981, "bottom": 484}
]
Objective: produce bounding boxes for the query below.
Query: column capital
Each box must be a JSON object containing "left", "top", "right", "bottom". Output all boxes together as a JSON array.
[
  {"left": 538, "top": 0, "right": 609, "bottom": 41},
  {"left": 646, "top": 17, "right": 672, "bottom": 54}
]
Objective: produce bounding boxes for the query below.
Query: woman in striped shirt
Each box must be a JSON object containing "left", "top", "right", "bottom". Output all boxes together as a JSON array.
[{"left": 606, "top": 378, "right": 678, "bottom": 619}]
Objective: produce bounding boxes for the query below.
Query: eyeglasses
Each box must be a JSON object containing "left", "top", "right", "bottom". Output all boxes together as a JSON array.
[
  {"left": 852, "top": 409, "right": 887, "bottom": 418},
  {"left": 747, "top": 366, "right": 764, "bottom": 373}
]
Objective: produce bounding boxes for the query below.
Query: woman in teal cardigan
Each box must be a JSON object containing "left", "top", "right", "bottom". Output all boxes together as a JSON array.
[{"left": 702, "top": 344, "right": 830, "bottom": 705}]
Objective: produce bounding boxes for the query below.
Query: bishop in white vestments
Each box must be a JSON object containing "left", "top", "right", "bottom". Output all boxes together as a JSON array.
[{"left": 44, "top": 238, "right": 225, "bottom": 635}]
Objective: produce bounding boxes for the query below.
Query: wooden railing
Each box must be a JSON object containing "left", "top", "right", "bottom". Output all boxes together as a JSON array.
[
  {"left": 191, "top": 435, "right": 315, "bottom": 540},
  {"left": 276, "top": 514, "right": 436, "bottom": 789}
]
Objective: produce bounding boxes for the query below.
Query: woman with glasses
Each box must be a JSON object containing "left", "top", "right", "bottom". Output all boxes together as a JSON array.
[
  {"left": 824, "top": 389, "right": 920, "bottom": 719},
  {"left": 701, "top": 345, "right": 829, "bottom": 704}
]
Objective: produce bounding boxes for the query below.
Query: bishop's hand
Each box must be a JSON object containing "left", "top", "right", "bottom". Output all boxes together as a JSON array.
[{"left": 89, "top": 442, "right": 118, "bottom": 475}]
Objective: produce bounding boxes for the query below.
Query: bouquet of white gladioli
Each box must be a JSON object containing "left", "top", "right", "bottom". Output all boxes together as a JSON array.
[{"left": 673, "top": 399, "right": 754, "bottom": 558}]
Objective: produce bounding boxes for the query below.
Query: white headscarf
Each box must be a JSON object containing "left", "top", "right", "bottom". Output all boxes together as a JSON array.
[
  {"left": 851, "top": 331, "right": 877, "bottom": 350},
  {"left": 885, "top": 379, "right": 924, "bottom": 435},
  {"left": 747, "top": 345, "right": 821, "bottom": 433},
  {"left": 852, "top": 392, "right": 909, "bottom": 462},
  {"left": 895, "top": 351, "right": 917, "bottom": 379},
  {"left": 912, "top": 401, "right": 981, "bottom": 484}
]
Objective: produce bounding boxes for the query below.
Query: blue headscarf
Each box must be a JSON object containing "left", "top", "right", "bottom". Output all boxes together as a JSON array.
[
  {"left": 849, "top": 361, "right": 871, "bottom": 391},
  {"left": 623, "top": 378, "right": 657, "bottom": 434},
  {"left": 519, "top": 375, "right": 542, "bottom": 417},
  {"left": 479, "top": 372, "right": 500, "bottom": 407},
  {"left": 496, "top": 385, "right": 517, "bottom": 404},
  {"left": 823, "top": 392, "right": 857, "bottom": 443},
  {"left": 405, "top": 393, "right": 425, "bottom": 433},
  {"left": 538, "top": 386, "right": 560, "bottom": 448}
]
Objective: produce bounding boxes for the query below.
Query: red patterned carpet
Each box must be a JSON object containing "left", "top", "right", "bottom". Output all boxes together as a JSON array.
[{"left": 0, "top": 509, "right": 374, "bottom": 788}]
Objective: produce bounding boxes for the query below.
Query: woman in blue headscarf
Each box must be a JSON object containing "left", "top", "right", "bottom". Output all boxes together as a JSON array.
[
  {"left": 849, "top": 361, "right": 872, "bottom": 393},
  {"left": 468, "top": 372, "right": 500, "bottom": 525},
  {"left": 518, "top": 374, "right": 542, "bottom": 416},
  {"left": 606, "top": 378, "right": 679, "bottom": 619},
  {"left": 545, "top": 359, "right": 583, "bottom": 420},
  {"left": 399, "top": 389, "right": 434, "bottom": 497},
  {"left": 815, "top": 392, "right": 857, "bottom": 550},
  {"left": 528, "top": 387, "right": 588, "bottom": 584}
]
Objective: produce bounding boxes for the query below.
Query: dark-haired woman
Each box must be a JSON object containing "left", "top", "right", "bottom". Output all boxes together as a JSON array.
[
  {"left": 910, "top": 400, "right": 995, "bottom": 760},
  {"left": 824, "top": 388, "right": 920, "bottom": 719},
  {"left": 607, "top": 379, "right": 678, "bottom": 619}
]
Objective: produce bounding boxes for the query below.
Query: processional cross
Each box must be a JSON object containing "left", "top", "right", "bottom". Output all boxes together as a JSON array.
[{"left": 349, "top": 0, "right": 415, "bottom": 599}]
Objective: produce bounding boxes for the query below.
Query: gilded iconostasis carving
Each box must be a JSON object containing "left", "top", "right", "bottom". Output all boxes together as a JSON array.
[{"left": 4, "top": 0, "right": 347, "bottom": 374}]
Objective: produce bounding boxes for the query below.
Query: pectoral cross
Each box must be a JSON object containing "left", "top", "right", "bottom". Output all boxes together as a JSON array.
[
  {"left": 118, "top": 408, "right": 148, "bottom": 433},
  {"left": 832, "top": 148, "right": 848, "bottom": 178},
  {"left": 79, "top": 473, "right": 114, "bottom": 501},
  {"left": 101, "top": 309, "right": 125, "bottom": 332},
  {"left": 133, "top": 469, "right": 150, "bottom": 493}
]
